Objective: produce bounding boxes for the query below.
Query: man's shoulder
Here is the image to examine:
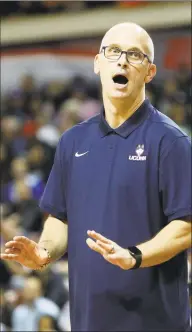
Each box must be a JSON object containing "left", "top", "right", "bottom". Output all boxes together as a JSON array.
[
  {"left": 149, "top": 106, "right": 189, "bottom": 140},
  {"left": 148, "top": 105, "right": 191, "bottom": 157}
]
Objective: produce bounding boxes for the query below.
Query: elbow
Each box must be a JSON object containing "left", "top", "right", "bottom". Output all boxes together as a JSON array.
[
  {"left": 184, "top": 233, "right": 191, "bottom": 250},
  {"left": 178, "top": 232, "right": 191, "bottom": 252},
  {"left": 173, "top": 219, "right": 191, "bottom": 251}
]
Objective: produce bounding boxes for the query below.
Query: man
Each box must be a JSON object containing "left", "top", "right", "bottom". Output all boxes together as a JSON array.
[{"left": 1, "top": 23, "right": 191, "bottom": 331}]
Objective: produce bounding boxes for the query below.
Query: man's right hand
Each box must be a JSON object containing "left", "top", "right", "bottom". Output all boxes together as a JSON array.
[{"left": 0, "top": 236, "right": 49, "bottom": 270}]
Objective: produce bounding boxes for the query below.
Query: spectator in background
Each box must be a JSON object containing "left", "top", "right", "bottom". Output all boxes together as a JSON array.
[
  {"left": 0, "top": 289, "right": 12, "bottom": 330},
  {"left": 176, "top": 64, "right": 192, "bottom": 131},
  {"left": 168, "top": 102, "right": 191, "bottom": 137},
  {"left": 2, "top": 157, "right": 45, "bottom": 204},
  {"left": 176, "top": 63, "right": 191, "bottom": 94},
  {"left": 10, "top": 181, "right": 44, "bottom": 234},
  {"left": 0, "top": 142, "right": 13, "bottom": 186},
  {"left": 58, "top": 78, "right": 101, "bottom": 123},
  {"left": 32, "top": 266, "right": 69, "bottom": 309},
  {"left": 16, "top": 1, "right": 35, "bottom": 15},
  {"left": 161, "top": 78, "right": 179, "bottom": 115},
  {"left": 41, "top": 80, "right": 69, "bottom": 111},
  {"left": 12, "top": 275, "right": 60, "bottom": 331},
  {"left": 2, "top": 92, "right": 26, "bottom": 120},
  {"left": 27, "top": 93, "right": 43, "bottom": 119},
  {"left": 38, "top": 315, "right": 58, "bottom": 331},
  {"left": 1, "top": 0, "right": 111, "bottom": 17},
  {"left": 35, "top": 108, "right": 60, "bottom": 148},
  {"left": 26, "top": 139, "right": 54, "bottom": 182},
  {"left": 0, "top": 204, "right": 30, "bottom": 291},
  {"left": 1, "top": 116, "right": 27, "bottom": 157},
  {"left": 18, "top": 75, "right": 38, "bottom": 115}
]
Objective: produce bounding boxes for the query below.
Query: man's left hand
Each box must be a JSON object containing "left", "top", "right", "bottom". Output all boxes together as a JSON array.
[{"left": 86, "top": 230, "right": 135, "bottom": 270}]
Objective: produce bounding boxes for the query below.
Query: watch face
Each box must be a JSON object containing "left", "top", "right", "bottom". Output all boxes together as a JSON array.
[
  {"left": 128, "top": 246, "right": 137, "bottom": 254},
  {"left": 128, "top": 246, "right": 142, "bottom": 255}
]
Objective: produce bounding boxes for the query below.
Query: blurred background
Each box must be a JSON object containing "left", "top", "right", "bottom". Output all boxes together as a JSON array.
[{"left": 0, "top": 1, "right": 191, "bottom": 331}]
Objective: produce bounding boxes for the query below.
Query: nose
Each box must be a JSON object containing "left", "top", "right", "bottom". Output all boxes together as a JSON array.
[{"left": 117, "top": 52, "right": 128, "bottom": 69}]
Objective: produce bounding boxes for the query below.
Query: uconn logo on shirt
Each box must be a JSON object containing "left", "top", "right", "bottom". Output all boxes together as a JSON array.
[{"left": 129, "top": 145, "right": 147, "bottom": 161}]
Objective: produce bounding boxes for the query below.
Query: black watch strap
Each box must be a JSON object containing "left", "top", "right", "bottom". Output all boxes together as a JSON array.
[{"left": 127, "top": 246, "right": 142, "bottom": 269}]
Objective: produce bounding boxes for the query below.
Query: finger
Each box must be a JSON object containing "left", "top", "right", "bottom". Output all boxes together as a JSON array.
[
  {"left": 87, "top": 230, "right": 111, "bottom": 244},
  {"left": 5, "top": 248, "right": 21, "bottom": 254},
  {"left": 13, "top": 237, "right": 41, "bottom": 266},
  {"left": 86, "top": 238, "right": 105, "bottom": 255},
  {"left": 13, "top": 236, "right": 36, "bottom": 250},
  {"left": 9, "top": 237, "right": 39, "bottom": 264},
  {"left": 0, "top": 253, "right": 20, "bottom": 260},
  {"left": 5, "top": 241, "right": 24, "bottom": 250},
  {"left": 5, "top": 241, "right": 17, "bottom": 247},
  {"left": 97, "top": 241, "right": 115, "bottom": 253}
]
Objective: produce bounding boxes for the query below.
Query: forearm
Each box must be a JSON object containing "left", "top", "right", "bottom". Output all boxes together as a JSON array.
[
  {"left": 137, "top": 219, "right": 191, "bottom": 268},
  {"left": 38, "top": 215, "right": 68, "bottom": 262}
]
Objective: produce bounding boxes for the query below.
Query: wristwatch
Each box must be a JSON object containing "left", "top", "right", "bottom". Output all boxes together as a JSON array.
[{"left": 127, "top": 246, "right": 142, "bottom": 269}]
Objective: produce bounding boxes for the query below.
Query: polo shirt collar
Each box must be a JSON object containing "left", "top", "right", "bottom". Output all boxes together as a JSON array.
[{"left": 99, "top": 99, "right": 152, "bottom": 138}]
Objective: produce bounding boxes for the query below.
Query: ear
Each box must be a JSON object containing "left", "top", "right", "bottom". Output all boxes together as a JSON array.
[
  {"left": 144, "top": 64, "right": 156, "bottom": 84},
  {"left": 94, "top": 54, "right": 100, "bottom": 75}
]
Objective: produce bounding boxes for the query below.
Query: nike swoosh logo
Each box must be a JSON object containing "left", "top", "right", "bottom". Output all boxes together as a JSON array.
[{"left": 75, "top": 151, "right": 89, "bottom": 157}]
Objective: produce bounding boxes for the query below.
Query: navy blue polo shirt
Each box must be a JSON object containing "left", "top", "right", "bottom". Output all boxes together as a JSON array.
[{"left": 40, "top": 99, "right": 191, "bottom": 331}]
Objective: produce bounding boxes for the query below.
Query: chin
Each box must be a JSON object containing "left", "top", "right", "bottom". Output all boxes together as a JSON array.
[{"left": 110, "top": 91, "right": 131, "bottom": 100}]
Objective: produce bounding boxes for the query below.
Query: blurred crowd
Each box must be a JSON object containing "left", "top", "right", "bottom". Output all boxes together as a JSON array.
[
  {"left": 0, "top": 65, "right": 191, "bottom": 331},
  {"left": 1, "top": 0, "right": 115, "bottom": 17},
  {"left": 0, "top": 74, "right": 102, "bottom": 331},
  {"left": 146, "top": 63, "right": 191, "bottom": 136}
]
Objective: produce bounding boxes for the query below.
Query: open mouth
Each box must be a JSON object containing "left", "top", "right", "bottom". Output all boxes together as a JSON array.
[{"left": 112, "top": 75, "right": 128, "bottom": 85}]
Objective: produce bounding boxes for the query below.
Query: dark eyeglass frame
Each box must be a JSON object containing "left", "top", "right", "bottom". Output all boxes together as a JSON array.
[{"left": 100, "top": 46, "right": 152, "bottom": 64}]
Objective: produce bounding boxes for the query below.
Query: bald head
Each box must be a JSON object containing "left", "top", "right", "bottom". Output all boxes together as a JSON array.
[
  {"left": 95, "top": 22, "right": 157, "bottom": 103},
  {"left": 100, "top": 22, "right": 154, "bottom": 63}
]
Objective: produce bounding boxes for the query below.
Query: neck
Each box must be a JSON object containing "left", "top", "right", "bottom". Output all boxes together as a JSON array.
[{"left": 103, "top": 91, "right": 145, "bottom": 129}]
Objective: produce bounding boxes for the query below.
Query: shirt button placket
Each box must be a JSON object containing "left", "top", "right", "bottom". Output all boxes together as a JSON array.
[{"left": 108, "top": 136, "right": 116, "bottom": 162}]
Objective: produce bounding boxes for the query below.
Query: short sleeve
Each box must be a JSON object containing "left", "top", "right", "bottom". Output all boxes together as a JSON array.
[
  {"left": 39, "top": 137, "right": 67, "bottom": 221},
  {"left": 159, "top": 136, "right": 192, "bottom": 222}
]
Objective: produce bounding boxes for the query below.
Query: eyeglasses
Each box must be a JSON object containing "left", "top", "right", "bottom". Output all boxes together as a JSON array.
[{"left": 101, "top": 46, "right": 151, "bottom": 64}]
